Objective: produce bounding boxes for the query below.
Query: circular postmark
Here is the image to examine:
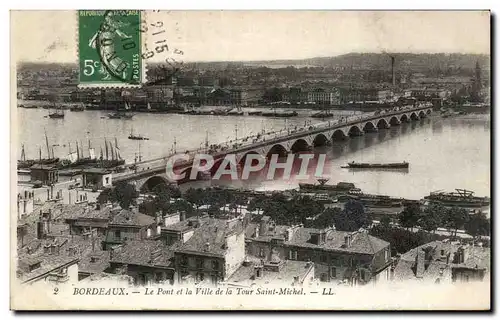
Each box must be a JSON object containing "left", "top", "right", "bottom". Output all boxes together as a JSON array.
[{"left": 96, "top": 10, "right": 185, "bottom": 85}]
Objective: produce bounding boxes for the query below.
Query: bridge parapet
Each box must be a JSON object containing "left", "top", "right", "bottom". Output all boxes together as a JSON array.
[{"left": 112, "top": 104, "right": 432, "bottom": 185}]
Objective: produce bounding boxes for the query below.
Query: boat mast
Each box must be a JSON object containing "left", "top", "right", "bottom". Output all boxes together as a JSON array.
[
  {"left": 76, "top": 141, "right": 80, "bottom": 160},
  {"left": 20, "top": 144, "right": 26, "bottom": 161},
  {"left": 110, "top": 141, "right": 115, "bottom": 160},
  {"left": 104, "top": 138, "right": 109, "bottom": 160},
  {"left": 44, "top": 129, "right": 50, "bottom": 159},
  {"left": 39, "top": 147, "right": 42, "bottom": 161}
]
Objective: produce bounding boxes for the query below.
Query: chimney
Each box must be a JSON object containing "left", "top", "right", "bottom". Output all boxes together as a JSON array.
[
  {"left": 344, "top": 234, "right": 352, "bottom": 247},
  {"left": 155, "top": 213, "right": 162, "bottom": 225},
  {"left": 157, "top": 225, "right": 161, "bottom": 235},
  {"left": 391, "top": 56, "right": 396, "bottom": 86},
  {"left": 37, "top": 221, "right": 45, "bottom": 239},
  {"left": 254, "top": 225, "right": 260, "bottom": 238}
]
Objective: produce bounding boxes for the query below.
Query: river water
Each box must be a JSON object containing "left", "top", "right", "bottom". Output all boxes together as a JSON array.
[{"left": 17, "top": 107, "right": 490, "bottom": 201}]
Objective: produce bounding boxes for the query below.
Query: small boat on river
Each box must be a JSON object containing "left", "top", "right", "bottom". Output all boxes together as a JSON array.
[
  {"left": 342, "top": 161, "right": 409, "bottom": 169},
  {"left": 128, "top": 127, "right": 149, "bottom": 140}
]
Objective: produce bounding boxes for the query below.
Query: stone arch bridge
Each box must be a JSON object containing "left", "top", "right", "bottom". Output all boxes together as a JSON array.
[{"left": 113, "top": 105, "right": 433, "bottom": 191}]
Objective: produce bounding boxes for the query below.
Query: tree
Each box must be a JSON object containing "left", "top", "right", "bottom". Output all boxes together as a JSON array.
[
  {"left": 333, "top": 200, "right": 371, "bottom": 232},
  {"left": 105, "top": 182, "right": 138, "bottom": 209},
  {"left": 307, "top": 208, "right": 340, "bottom": 229},
  {"left": 418, "top": 203, "right": 445, "bottom": 233},
  {"left": 379, "top": 216, "right": 392, "bottom": 230},
  {"left": 464, "top": 212, "right": 490, "bottom": 239},
  {"left": 444, "top": 207, "right": 470, "bottom": 237},
  {"left": 184, "top": 188, "right": 206, "bottom": 213},
  {"left": 398, "top": 203, "right": 421, "bottom": 230},
  {"left": 418, "top": 213, "right": 440, "bottom": 233}
]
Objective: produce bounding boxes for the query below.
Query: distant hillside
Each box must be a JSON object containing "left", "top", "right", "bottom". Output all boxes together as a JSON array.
[
  {"left": 18, "top": 52, "right": 490, "bottom": 73},
  {"left": 244, "top": 53, "right": 491, "bottom": 71}
]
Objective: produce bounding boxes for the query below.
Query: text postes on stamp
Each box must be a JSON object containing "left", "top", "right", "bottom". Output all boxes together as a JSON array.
[{"left": 78, "top": 10, "right": 143, "bottom": 87}]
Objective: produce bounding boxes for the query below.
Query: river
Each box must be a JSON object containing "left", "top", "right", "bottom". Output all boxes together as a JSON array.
[{"left": 17, "top": 107, "right": 490, "bottom": 201}]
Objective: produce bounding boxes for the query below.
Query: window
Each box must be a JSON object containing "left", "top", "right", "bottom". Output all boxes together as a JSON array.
[
  {"left": 288, "top": 250, "right": 298, "bottom": 260},
  {"left": 440, "top": 250, "right": 445, "bottom": 256},
  {"left": 330, "top": 267, "right": 337, "bottom": 278},
  {"left": 320, "top": 255, "right": 327, "bottom": 263},
  {"left": 259, "top": 248, "right": 265, "bottom": 257},
  {"left": 114, "top": 230, "right": 121, "bottom": 239},
  {"left": 212, "top": 260, "right": 219, "bottom": 270},
  {"left": 196, "top": 272, "right": 205, "bottom": 282},
  {"left": 105, "top": 177, "right": 109, "bottom": 184},
  {"left": 196, "top": 258, "right": 204, "bottom": 269}
]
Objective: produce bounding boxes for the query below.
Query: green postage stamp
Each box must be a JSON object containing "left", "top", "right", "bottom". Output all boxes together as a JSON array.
[{"left": 78, "top": 10, "right": 144, "bottom": 87}]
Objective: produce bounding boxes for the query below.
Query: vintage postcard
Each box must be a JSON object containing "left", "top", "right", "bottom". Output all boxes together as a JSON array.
[{"left": 10, "top": 10, "right": 491, "bottom": 310}]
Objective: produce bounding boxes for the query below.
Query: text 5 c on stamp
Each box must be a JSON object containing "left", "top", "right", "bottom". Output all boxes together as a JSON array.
[{"left": 78, "top": 10, "right": 143, "bottom": 87}]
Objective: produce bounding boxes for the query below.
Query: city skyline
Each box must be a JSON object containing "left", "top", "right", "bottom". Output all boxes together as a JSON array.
[{"left": 12, "top": 10, "right": 490, "bottom": 63}]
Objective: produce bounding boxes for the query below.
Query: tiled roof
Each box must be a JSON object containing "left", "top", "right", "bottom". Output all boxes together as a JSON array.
[
  {"left": 17, "top": 253, "right": 79, "bottom": 283},
  {"left": 110, "top": 239, "right": 174, "bottom": 268},
  {"left": 63, "top": 206, "right": 112, "bottom": 221},
  {"left": 176, "top": 218, "right": 244, "bottom": 257},
  {"left": 227, "top": 260, "right": 314, "bottom": 286},
  {"left": 78, "top": 251, "right": 110, "bottom": 275},
  {"left": 247, "top": 220, "right": 389, "bottom": 255},
  {"left": 110, "top": 209, "right": 154, "bottom": 227},
  {"left": 287, "top": 228, "right": 389, "bottom": 255},
  {"left": 394, "top": 240, "right": 491, "bottom": 281}
]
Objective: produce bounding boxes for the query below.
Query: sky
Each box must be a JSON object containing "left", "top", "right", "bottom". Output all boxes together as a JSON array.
[{"left": 11, "top": 10, "right": 490, "bottom": 63}]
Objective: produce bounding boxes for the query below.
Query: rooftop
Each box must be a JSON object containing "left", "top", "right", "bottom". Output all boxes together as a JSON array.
[
  {"left": 227, "top": 258, "right": 314, "bottom": 287},
  {"left": 175, "top": 218, "right": 244, "bottom": 257},
  {"left": 17, "top": 253, "right": 79, "bottom": 283},
  {"left": 394, "top": 240, "right": 491, "bottom": 281},
  {"left": 110, "top": 239, "right": 174, "bottom": 268},
  {"left": 246, "top": 219, "right": 389, "bottom": 255},
  {"left": 109, "top": 209, "right": 155, "bottom": 227},
  {"left": 78, "top": 250, "right": 110, "bottom": 275}
]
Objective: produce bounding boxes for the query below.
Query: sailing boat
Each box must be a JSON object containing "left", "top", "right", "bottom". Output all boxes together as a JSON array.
[
  {"left": 98, "top": 137, "right": 125, "bottom": 168},
  {"left": 128, "top": 126, "right": 149, "bottom": 140},
  {"left": 108, "top": 101, "right": 134, "bottom": 119},
  {"left": 48, "top": 101, "right": 65, "bottom": 118},
  {"left": 17, "top": 131, "right": 60, "bottom": 168}
]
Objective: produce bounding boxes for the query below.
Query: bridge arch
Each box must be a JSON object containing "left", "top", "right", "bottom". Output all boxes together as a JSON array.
[
  {"left": 410, "top": 112, "right": 419, "bottom": 120},
  {"left": 400, "top": 114, "right": 409, "bottom": 123},
  {"left": 426, "top": 109, "right": 432, "bottom": 115},
  {"left": 139, "top": 175, "right": 170, "bottom": 193},
  {"left": 376, "top": 118, "right": 390, "bottom": 129},
  {"left": 265, "top": 143, "right": 288, "bottom": 159},
  {"left": 389, "top": 116, "right": 401, "bottom": 126},
  {"left": 348, "top": 125, "right": 363, "bottom": 137},
  {"left": 290, "top": 138, "right": 311, "bottom": 153},
  {"left": 418, "top": 110, "right": 426, "bottom": 118},
  {"left": 313, "top": 133, "right": 329, "bottom": 147},
  {"left": 362, "top": 121, "right": 377, "bottom": 132},
  {"left": 331, "top": 129, "right": 347, "bottom": 141}
]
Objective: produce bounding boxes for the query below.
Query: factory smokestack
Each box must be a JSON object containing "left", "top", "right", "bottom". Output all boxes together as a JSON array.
[{"left": 391, "top": 56, "right": 396, "bottom": 86}]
